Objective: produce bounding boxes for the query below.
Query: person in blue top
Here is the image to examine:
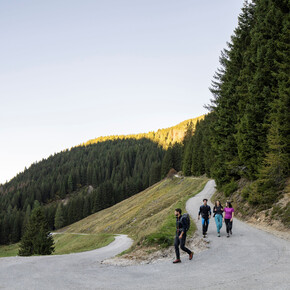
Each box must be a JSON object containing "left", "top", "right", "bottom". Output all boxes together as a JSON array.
[{"left": 198, "top": 199, "right": 211, "bottom": 238}]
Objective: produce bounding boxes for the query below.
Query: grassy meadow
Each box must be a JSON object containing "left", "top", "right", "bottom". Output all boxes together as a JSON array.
[
  {"left": 0, "top": 176, "right": 207, "bottom": 257},
  {"left": 61, "top": 176, "right": 207, "bottom": 251}
]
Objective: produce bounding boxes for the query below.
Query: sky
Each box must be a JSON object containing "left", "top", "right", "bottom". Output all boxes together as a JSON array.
[{"left": 0, "top": 0, "right": 244, "bottom": 184}]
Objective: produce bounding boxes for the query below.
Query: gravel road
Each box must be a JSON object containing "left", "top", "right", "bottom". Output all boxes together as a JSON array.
[{"left": 1, "top": 180, "right": 289, "bottom": 290}]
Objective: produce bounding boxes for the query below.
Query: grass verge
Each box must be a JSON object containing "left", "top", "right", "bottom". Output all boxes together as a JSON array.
[
  {"left": 0, "top": 234, "right": 114, "bottom": 257},
  {"left": 0, "top": 243, "right": 19, "bottom": 257},
  {"left": 53, "top": 233, "right": 115, "bottom": 255}
]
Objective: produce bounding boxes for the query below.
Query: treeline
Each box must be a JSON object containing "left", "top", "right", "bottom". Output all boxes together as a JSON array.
[
  {"left": 0, "top": 138, "right": 164, "bottom": 245},
  {"left": 182, "top": 0, "right": 289, "bottom": 208},
  {"left": 82, "top": 116, "right": 204, "bottom": 149}
]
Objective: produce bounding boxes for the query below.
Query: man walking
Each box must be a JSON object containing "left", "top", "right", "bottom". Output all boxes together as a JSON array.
[
  {"left": 173, "top": 208, "right": 193, "bottom": 264},
  {"left": 198, "top": 199, "right": 211, "bottom": 238}
]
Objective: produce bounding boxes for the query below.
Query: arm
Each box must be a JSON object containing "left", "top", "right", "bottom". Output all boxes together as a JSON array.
[
  {"left": 198, "top": 206, "right": 201, "bottom": 220},
  {"left": 231, "top": 211, "right": 234, "bottom": 222},
  {"left": 209, "top": 206, "right": 211, "bottom": 219},
  {"left": 179, "top": 218, "right": 185, "bottom": 238}
]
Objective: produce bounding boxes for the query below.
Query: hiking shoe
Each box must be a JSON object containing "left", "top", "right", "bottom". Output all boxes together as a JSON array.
[
  {"left": 189, "top": 252, "right": 193, "bottom": 260},
  {"left": 173, "top": 259, "right": 181, "bottom": 264},
  {"left": 217, "top": 233, "right": 220, "bottom": 237},
  {"left": 203, "top": 234, "right": 206, "bottom": 238},
  {"left": 227, "top": 234, "right": 230, "bottom": 238}
]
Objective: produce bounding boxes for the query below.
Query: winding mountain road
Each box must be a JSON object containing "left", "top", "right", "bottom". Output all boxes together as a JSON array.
[{"left": 1, "top": 180, "right": 289, "bottom": 289}]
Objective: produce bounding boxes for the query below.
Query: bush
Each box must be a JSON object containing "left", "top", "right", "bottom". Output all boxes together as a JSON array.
[
  {"left": 241, "top": 185, "right": 251, "bottom": 199},
  {"left": 223, "top": 179, "right": 238, "bottom": 197},
  {"left": 144, "top": 233, "right": 173, "bottom": 248},
  {"left": 247, "top": 179, "right": 281, "bottom": 208},
  {"left": 281, "top": 202, "right": 290, "bottom": 228}
]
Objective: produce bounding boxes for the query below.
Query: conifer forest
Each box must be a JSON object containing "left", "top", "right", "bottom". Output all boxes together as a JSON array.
[{"left": 0, "top": 0, "right": 289, "bottom": 246}]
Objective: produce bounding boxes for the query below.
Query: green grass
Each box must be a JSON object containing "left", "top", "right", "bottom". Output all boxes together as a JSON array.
[
  {"left": 0, "top": 243, "right": 19, "bottom": 257},
  {"left": 63, "top": 176, "right": 207, "bottom": 254},
  {"left": 0, "top": 234, "right": 114, "bottom": 257},
  {"left": 0, "top": 177, "right": 208, "bottom": 257},
  {"left": 53, "top": 233, "right": 115, "bottom": 255},
  {"left": 143, "top": 188, "right": 198, "bottom": 248}
]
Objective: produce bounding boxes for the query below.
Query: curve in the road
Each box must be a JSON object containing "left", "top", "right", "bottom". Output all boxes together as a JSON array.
[{"left": 0, "top": 180, "right": 289, "bottom": 290}]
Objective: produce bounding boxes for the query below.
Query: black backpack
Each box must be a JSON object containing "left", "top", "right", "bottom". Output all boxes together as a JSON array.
[{"left": 181, "top": 213, "right": 190, "bottom": 232}]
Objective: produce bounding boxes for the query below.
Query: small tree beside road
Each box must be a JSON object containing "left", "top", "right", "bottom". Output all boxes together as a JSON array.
[{"left": 18, "top": 206, "right": 54, "bottom": 256}]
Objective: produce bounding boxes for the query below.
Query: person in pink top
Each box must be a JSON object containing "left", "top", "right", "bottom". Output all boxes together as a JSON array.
[{"left": 223, "top": 201, "right": 234, "bottom": 238}]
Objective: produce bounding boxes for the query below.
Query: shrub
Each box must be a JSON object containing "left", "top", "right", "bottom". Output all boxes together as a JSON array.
[
  {"left": 223, "top": 179, "right": 238, "bottom": 197},
  {"left": 281, "top": 202, "right": 290, "bottom": 228}
]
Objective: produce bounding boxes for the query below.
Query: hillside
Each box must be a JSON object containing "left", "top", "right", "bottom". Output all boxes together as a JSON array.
[
  {"left": 57, "top": 176, "right": 208, "bottom": 255},
  {"left": 0, "top": 116, "right": 203, "bottom": 246},
  {"left": 81, "top": 115, "right": 204, "bottom": 149},
  {"left": 0, "top": 176, "right": 208, "bottom": 257}
]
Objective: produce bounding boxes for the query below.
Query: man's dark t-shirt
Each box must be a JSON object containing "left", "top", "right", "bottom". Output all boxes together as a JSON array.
[
  {"left": 176, "top": 215, "right": 186, "bottom": 234},
  {"left": 198, "top": 205, "right": 211, "bottom": 219}
]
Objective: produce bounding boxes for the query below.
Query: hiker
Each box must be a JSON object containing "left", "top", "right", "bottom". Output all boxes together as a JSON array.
[
  {"left": 223, "top": 201, "right": 234, "bottom": 238},
  {"left": 198, "top": 198, "right": 211, "bottom": 238},
  {"left": 173, "top": 208, "right": 193, "bottom": 264},
  {"left": 213, "top": 200, "right": 223, "bottom": 237}
]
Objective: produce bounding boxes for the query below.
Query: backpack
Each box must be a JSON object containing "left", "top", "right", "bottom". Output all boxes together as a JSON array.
[{"left": 181, "top": 213, "right": 190, "bottom": 232}]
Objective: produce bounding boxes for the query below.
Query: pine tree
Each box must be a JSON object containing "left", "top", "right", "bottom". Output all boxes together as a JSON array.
[
  {"left": 236, "top": 0, "right": 287, "bottom": 179},
  {"left": 161, "top": 148, "right": 174, "bottom": 178},
  {"left": 54, "top": 203, "right": 65, "bottom": 230},
  {"left": 149, "top": 162, "right": 161, "bottom": 186},
  {"left": 171, "top": 143, "right": 183, "bottom": 172},
  {"left": 67, "top": 174, "right": 74, "bottom": 193},
  {"left": 182, "top": 138, "right": 193, "bottom": 176},
  {"left": 209, "top": 0, "right": 255, "bottom": 187},
  {"left": 18, "top": 207, "right": 54, "bottom": 256}
]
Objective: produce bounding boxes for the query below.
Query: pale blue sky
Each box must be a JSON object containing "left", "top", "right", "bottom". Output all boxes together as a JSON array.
[{"left": 0, "top": 0, "right": 244, "bottom": 184}]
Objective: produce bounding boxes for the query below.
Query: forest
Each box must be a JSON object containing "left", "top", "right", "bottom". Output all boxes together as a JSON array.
[
  {"left": 0, "top": 117, "right": 200, "bottom": 245},
  {"left": 0, "top": 138, "right": 165, "bottom": 244},
  {"left": 182, "top": 0, "right": 289, "bottom": 208},
  {"left": 0, "top": 0, "right": 289, "bottom": 246}
]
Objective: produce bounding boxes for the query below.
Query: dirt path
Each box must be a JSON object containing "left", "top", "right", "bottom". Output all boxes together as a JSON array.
[{"left": 1, "top": 180, "right": 289, "bottom": 289}]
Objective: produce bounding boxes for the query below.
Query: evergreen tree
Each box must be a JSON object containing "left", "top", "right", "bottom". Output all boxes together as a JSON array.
[
  {"left": 67, "top": 174, "right": 74, "bottom": 193},
  {"left": 149, "top": 162, "right": 161, "bottom": 185},
  {"left": 236, "top": 0, "right": 288, "bottom": 179},
  {"left": 18, "top": 207, "right": 54, "bottom": 256},
  {"left": 182, "top": 138, "right": 193, "bottom": 176},
  {"left": 54, "top": 203, "right": 65, "bottom": 230},
  {"left": 171, "top": 143, "right": 183, "bottom": 172},
  {"left": 209, "top": 0, "right": 255, "bottom": 187},
  {"left": 161, "top": 147, "right": 173, "bottom": 177}
]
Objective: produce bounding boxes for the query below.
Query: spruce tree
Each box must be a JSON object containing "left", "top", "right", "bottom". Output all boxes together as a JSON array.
[
  {"left": 209, "top": 0, "right": 255, "bottom": 187},
  {"left": 236, "top": 0, "right": 288, "bottom": 179},
  {"left": 18, "top": 207, "right": 54, "bottom": 256},
  {"left": 161, "top": 148, "right": 173, "bottom": 177},
  {"left": 54, "top": 203, "right": 65, "bottom": 230}
]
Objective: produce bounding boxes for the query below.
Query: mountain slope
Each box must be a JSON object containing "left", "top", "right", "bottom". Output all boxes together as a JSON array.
[
  {"left": 0, "top": 176, "right": 207, "bottom": 257},
  {"left": 0, "top": 115, "right": 203, "bottom": 246},
  {"left": 58, "top": 176, "right": 208, "bottom": 253},
  {"left": 81, "top": 115, "right": 204, "bottom": 149}
]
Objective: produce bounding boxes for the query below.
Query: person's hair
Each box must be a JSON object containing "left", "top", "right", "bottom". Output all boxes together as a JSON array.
[
  {"left": 226, "top": 201, "right": 232, "bottom": 208},
  {"left": 175, "top": 208, "right": 182, "bottom": 214},
  {"left": 215, "top": 200, "right": 222, "bottom": 208},
  {"left": 203, "top": 199, "right": 208, "bottom": 202}
]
